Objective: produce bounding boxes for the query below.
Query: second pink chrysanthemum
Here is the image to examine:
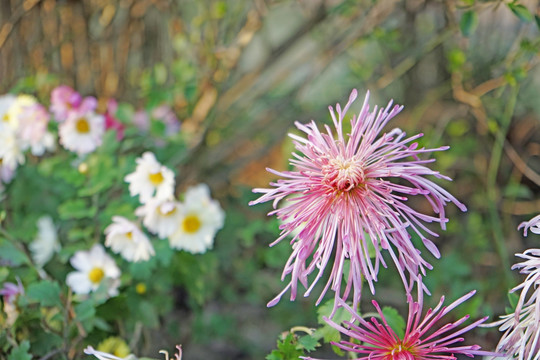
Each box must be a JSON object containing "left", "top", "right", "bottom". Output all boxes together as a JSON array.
[{"left": 250, "top": 89, "right": 466, "bottom": 308}]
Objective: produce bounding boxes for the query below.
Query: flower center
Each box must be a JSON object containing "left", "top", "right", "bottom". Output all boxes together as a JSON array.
[
  {"left": 148, "top": 171, "right": 164, "bottom": 185},
  {"left": 88, "top": 267, "right": 105, "bottom": 284},
  {"left": 183, "top": 214, "right": 201, "bottom": 233},
  {"left": 388, "top": 344, "right": 415, "bottom": 360},
  {"left": 2, "top": 113, "right": 9, "bottom": 122},
  {"left": 157, "top": 204, "right": 177, "bottom": 217},
  {"left": 76, "top": 118, "right": 90, "bottom": 133},
  {"left": 322, "top": 156, "right": 365, "bottom": 192},
  {"left": 125, "top": 231, "right": 133, "bottom": 240}
]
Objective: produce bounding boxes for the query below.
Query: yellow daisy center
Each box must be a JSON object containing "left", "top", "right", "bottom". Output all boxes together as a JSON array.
[
  {"left": 125, "top": 231, "right": 133, "bottom": 240},
  {"left": 2, "top": 113, "right": 9, "bottom": 122},
  {"left": 97, "top": 337, "right": 130, "bottom": 358},
  {"left": 183, "top": 214, "right": 201, "bottom": 233},
  {"left": 148, "top": 171, "right": 164, "bottom": 185},
  {"left": 157, "top": 205, "right": 177, "bottom": 217},
  {"left": 88, "top": 267, "right": 105, "bottom": 284},
  {"left": 76, "top": 118, "right": 91, "bottom": 133}
]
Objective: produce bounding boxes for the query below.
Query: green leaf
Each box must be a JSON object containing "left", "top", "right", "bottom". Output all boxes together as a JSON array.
[
  {"left": 8, "top": 340, "right": 32, "bottom": 360},
  {"left": 0, "top": 240, "right": 28, "bottom": 266},
  {"left": 447, "top": 49, "right": 466, "bottom": 72},
  {"left": 460, "top": 10, "right": 478, "bottom": 36},
  {"left": 382, "top": 306, "right": 406, "bottom": 339},
  {"left": 139, "top": 300, "right": 159, "bottom": 328},
  {"left": 26, "top": 280, "right": 61, "bottom": 307},
  {"left": 266, "top": 351, "right": 284, "bottom": 360},
  {"left": 297, "top": 335, "right": 319, "bottom": 352},
  {"left": 275, "top": 333, "right": 303, "bottom": 359},
  {"left": 506, "top": 291, "right": 520, "bottom": 313},
  {"left": 535, "top": 14, "right": 540, "bottom": 29},
  {"left": 508, "top": 3, "right": 533, "bottom": 22},
  {"left": 58, "top": 199, "right": 97, "bottom": 220},
  {"left": 75, "top": 300, "right": 96, "bottom": 332}
]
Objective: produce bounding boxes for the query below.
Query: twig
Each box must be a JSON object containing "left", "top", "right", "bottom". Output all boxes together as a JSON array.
[{"left": 0, "top": 0, "right": 42, "bottom": 48}]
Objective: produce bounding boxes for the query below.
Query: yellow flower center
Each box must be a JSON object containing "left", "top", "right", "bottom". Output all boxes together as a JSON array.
[
  {"left": 183, "top": 214, "right": 201, "bottom": 233},
  {"left": 76, "top": 118, "right": 91, "bottom": 133},
  {"left": 125, "top": 231, "right": 133, "bottom": 240},
  {"left": 88, "top": 267, "right": 105, "bottom": 284},
  {"left": 97, "top": 337, "right": 130, "bottom": 358},
  {"left": 2, "top": 113, "right": 9, "bottom": 122},
  {"left": 322, "top": 155, "right": 365, "bottom": 192},
  {"left": 135, "top": 283, "right": 147, "bottom": 294},
  {"left": 148, "top": 171, "right": 164, "bottom": 185},
  {"left": 388, "top": 343, "right": 415, "bottom": 360}
]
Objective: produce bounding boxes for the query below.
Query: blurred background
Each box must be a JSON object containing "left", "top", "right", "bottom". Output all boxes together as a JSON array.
[{"left": 1, "top": 0, "right": 540, "bottom": 358}]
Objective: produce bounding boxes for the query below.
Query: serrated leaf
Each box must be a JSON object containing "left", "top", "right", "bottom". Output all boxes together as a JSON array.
[
  {"left": 460, "top": 10, "right": 478, "bottom": 36},
  {"left": 297, "top": 335, "right": 319, "bottom": 352},
  {"left": 508, "top": 3, "right": 533, "bottom": 22},
  {"left": 382, "top": 306, "right": 406, "bottom": 339},
  {"left": 266, "top": 351, "right": 284, "bottom": 360},
  {"left": 26, "top": 280, "right": 61, "bottom": 307},
  {"left": 8, "top": 340, "right": 32, "bottom": 360}
]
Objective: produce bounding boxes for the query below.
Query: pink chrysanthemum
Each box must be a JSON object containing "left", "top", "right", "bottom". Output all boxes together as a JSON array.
[
  {"left": 250, "top": 90, "right": 466, "bottom": 308},
  {"left": 304, "top": 285, "right": 496, "bottom": 360}
]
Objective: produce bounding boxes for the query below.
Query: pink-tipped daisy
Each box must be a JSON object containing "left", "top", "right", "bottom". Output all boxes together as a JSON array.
[
  {"left": 250, "top": 89, "right": 466, "bottom": 308},
  {"left": 305, "top": 284, "right": 497, "bottom": 360}
]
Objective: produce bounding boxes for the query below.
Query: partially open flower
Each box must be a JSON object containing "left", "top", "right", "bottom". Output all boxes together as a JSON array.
[{"left": 104, "top": 216, "right": 155, "bottom": 262}]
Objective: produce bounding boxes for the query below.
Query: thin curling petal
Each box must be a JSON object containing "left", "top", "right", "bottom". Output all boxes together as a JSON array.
[
  {"left": 305, "top": 281, "right": 499, "bottom": 360},
  {"left": 487, "top": 247, "right": 540, "bottom": 359},
  {"left": 518, "top": 214, "right": 540, "bottom": 236},
  {"left": 250, "top": 89, "right": 466, "bottom": 308}
]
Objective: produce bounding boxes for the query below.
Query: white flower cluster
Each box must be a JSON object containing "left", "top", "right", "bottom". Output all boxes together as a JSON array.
[
  {"left": 123, "top": 151, "right": 225, "bottom": 254},
  {"left": 0, "top": 94, "right": 55, "bottom": 195},
  {"left": 66, "top": 152, "right": 225, "bottom": 297},
  {"left": 0, "top": 87, "right": 110, "bottom": 199}
]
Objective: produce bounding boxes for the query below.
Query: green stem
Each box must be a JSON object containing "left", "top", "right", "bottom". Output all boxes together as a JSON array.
[{"left": 486, "top": 84, "right": 519, "bottom": 288}]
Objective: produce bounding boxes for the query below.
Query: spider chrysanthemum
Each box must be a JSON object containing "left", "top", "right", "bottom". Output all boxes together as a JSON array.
[
  {"left": 303, "top": 285, "right": 496, "bottom": 360},
  {"left": 250, "top": 89, "right": 466, "bottom": 308}
]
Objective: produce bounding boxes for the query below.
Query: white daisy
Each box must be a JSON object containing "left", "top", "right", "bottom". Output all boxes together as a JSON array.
[
  {"left": 168, "top": 184, "right": 224, "bottom": 254},
  {"left": 17, "top": 103, "right": 55, "bottom": 156},
  {"left": 59, "top": 110, "right": 105, "bottom": 155},
  {"left": 29, "top": 216, "right": 60, "bottom": 267},
  {"left": 0, "top": 94, "right": 16, "bottom": 129},
  {"left": 104, "top": 216, "right": 155, "bottom": 262},
  {"left": 0, "top": 126, "right": 24, "bottom": 170},
  {"left": 124, "top": 152, "right": 175, "bottom": 203},
  {"left": 135, "top": 198, "right": 182, "bottom": 239},
  {"left": 66, "top": 244, "right": 120, "bottom": 297}
]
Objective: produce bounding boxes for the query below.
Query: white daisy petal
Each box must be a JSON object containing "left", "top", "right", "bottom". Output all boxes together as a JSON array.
[
  {"left": 168, "top": 184, "right": 224, "bottom": 254},
  {"left": 124, "top": 152, "right": 175, "bottom": 203}
]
